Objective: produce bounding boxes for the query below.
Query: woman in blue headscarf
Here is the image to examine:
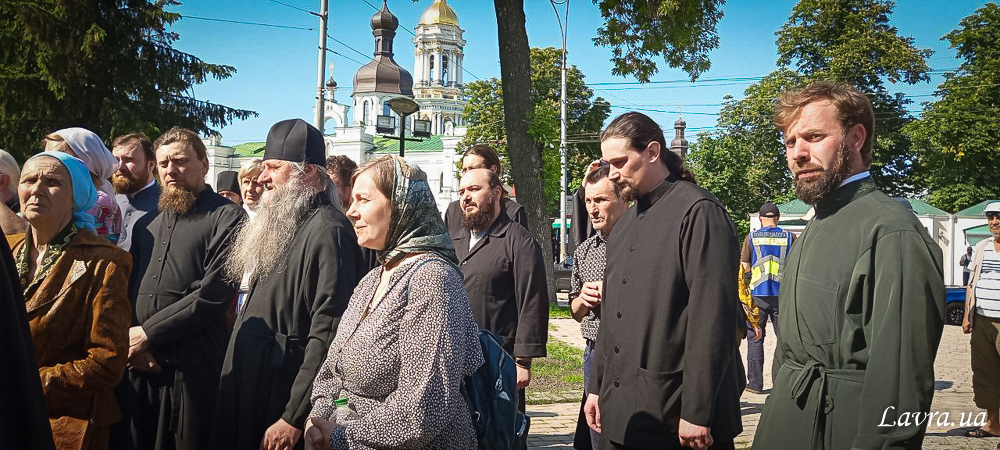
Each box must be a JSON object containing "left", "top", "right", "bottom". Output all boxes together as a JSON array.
[
  {"left": 6, "top": 151, "right": 131, "bottom": 449},
  {"left": 305, "top": 155, "right": 484, "bottom": 450}
]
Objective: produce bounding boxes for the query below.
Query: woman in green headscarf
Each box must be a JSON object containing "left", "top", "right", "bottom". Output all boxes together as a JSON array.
[{"left": 304, "top": 156, "right": 483, "bottom": 450}]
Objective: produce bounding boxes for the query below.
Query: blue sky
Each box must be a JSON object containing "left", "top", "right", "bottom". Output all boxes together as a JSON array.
[{"left": 169, "top": 0, "right": 991, "bottom": 146}]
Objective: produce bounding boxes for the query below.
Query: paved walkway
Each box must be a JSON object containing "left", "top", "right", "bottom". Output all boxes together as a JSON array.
[{"left": 529, "top": 319, "right": 999, "bottom": 450}]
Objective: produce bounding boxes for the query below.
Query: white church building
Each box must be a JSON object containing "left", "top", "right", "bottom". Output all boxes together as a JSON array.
[{"left": 206, "top": 0, "right": 468, "bottom": 214}]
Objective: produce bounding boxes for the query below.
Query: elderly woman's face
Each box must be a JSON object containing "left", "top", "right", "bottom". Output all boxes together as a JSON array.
[
  {"left": 346, "top": 172, "right": 390, "bottom": 251},
  {"left": 240, "top": 168, "right": 264, "bottom": 209},
  {"left": 19, "top": 157, "right": 74, "bottom": 228}
]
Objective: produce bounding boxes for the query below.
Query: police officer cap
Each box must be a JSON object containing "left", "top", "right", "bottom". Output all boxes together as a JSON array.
[
  {"left": 985, "top": 202, "right": 1000, "bottom": 215},
  {"left": 759, "top": 203, "right": 780, "bottom": 218},
  {"left": 264, "top": 119, "right": 325, "bottom": 166}
]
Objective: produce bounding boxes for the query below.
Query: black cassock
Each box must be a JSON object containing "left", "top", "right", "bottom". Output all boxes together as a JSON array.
[
  {"left": 213, "top": 193, "right": 361, "bottom": 450},
  {"left": 120, "top": 188, "right": 244, "bottom": 450}
]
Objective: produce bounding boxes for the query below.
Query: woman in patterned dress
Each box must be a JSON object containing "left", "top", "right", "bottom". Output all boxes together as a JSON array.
[{"left": 305, "top": 155, "right": 483, "bottom": 450}]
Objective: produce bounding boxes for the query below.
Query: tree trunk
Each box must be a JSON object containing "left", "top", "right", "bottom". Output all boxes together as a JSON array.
[{"left": 493, "top": 0, "right": 557, "bottom": 303}]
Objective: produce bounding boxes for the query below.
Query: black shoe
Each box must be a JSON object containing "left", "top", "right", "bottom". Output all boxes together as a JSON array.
[{"left": 745, "top": 387, "right": 765, "bottom": 395}]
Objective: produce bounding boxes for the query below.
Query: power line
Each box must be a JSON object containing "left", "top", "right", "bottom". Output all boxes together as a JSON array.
[
  {"left": 329, "top": 34, "right": 372, "bottom": 61},
  {"left": 586, "top": 69, "right": 959, "bottom": 87},
  {"left": 269, "top": 0, "right": 313, "bottom": 15},
  {"left": 182, "top": 15, "right": 313, "bottom": 30},
  {"left": 325, "top": 47, "right": 368, "bottom": 67}
]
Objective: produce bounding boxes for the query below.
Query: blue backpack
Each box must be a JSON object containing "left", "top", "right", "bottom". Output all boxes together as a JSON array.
[{"left": 462, "top": 329, "right": 529, "bottom": 450}]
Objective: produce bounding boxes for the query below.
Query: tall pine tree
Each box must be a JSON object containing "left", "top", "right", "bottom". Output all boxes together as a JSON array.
[{"left": 0, "top": 0, "right": 256, "bottom": 160}]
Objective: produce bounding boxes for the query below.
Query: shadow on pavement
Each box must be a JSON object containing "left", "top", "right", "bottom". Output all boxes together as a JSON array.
[{"left": 741, "top": 401, "right": 763, "bottom": 416}]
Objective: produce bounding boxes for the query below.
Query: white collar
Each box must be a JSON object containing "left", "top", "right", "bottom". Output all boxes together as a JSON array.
[{"left": 838, "top": 171, "right": 870, "bottom": 187}]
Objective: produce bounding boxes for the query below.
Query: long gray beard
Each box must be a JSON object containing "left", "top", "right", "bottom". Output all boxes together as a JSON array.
[{"left": 224, "top": 176, "right": 317, "bottom": 284}]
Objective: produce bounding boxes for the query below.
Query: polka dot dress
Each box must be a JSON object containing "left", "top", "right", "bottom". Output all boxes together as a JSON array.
[{"left": 310, "top": 254, "right": 483, "bottom": 449}]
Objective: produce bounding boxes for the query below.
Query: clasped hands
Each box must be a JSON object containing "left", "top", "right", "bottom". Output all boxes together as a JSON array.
[{"left": 127, "top": 326, "right": 161, "bottom": 373}]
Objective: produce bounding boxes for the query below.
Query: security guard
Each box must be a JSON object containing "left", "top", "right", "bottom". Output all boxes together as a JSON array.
[{"left": 739, "top": 202, "right": 795, "bottom": 394}]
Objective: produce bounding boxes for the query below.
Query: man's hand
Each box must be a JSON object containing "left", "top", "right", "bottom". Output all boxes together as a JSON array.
[
  {"left": 571, "top": 281, "right": 604, "bottom": 322},
  {"left": 304, "top": 417, "right": 335, "bottom": 450},
  {"left": 678, "top": 419, "right": 712, "bottom": 450},
  {"left": 750, "top": 325, "right": 763, "bottom": 341},
  {"left": 586, "top": 159, "right": 604, "bottom": 177},
  {"left": 963, "top": 316, "right": 973, "bottom": 334},
  {"left": 260, "top": 418, "right": 302, "bottom": 450},
  {"left": 516, "top": 364, "right": 531, "bottom": 389},
  {"left": 128, "top": 350, "right": 162, "bottom": 373},
  {"left": 584, "top": 393, "right": 601, "bottom": 433},
  {"left": 579, "top": 281, "right": 603, "bottom": 308},
  {"left": 128, "top": 326, "right": 149, "bottom": 359}
]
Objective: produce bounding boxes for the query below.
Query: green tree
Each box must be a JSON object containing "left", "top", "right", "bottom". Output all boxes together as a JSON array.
[
  {"left": 592, "top": 0, "right": 726, "bottom": 81},
  {"left": 904, "top": 3, "right": 1000, "bottom": 212},
  {"left": 776, "top": 0, "right": 933, "bottom": 196},
  {"left": 0, "top": 0, "right": 256, "bottom": 160},
  {"left": 687, "top": 69, "right": 801, "bottom": 238},
  {"left": 460, "top": 47, "right": 610, "bottom": 213}
]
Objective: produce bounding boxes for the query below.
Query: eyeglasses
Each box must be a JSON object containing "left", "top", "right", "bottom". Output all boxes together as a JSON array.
[{"left": 987, "top": 212, "right": 1000, "bottom": 219}]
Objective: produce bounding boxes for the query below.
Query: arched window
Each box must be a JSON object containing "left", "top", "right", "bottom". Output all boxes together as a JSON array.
[
  {"left": 362, "top": 100, "right": 370, "bottom": 125},
  {"left": 429, "top": 55, "right": 435, "bottom": 83},
  {"left": 382, "top": 100, "right": 391, "bottom": 117},
  {"left": 442, "top": 55, "right": 450, "bottom": 85}
]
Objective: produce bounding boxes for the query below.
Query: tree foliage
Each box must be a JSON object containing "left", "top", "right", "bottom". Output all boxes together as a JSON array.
[
  {"left": 689, "top": 0, "right": 934, "bottom": 236},
  {"left": 904, "top": 3, "right": 1000, "bottom": 212},
  {"left": 460, "top": 47, "right": 610, "bottom": 213},
  {"left": 0, "top": 0, "right": 256, "bottom": 160},
  {"left": 592, "top": 0, "right": 725, "bottom": 82},
  {"left": 776, "top": 0, "right": 932, "bottom": 196},
  {"left": 687, "top": 69, "right": 800, "bottom": 237}
]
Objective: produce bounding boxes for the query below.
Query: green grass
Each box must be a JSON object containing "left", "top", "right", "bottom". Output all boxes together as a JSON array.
[
  {"left": 526, "top": 338, "right": 585, "bottom": 405},
  {"left": 549, "top": 302, "right": 573, "bottom": 319}
]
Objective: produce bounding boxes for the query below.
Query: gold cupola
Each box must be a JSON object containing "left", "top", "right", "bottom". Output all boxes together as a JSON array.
[{"left": 418, "top": 0, "right": 459, "bottom": 27}]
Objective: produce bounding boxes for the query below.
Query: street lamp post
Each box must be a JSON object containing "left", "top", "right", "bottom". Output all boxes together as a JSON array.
[
  {"left": 552, "top": 0, "right": 570, "bottom": 262},
  {"left": 313, "top": 0, "right": 329, "bottom": 133},
  {"left": 376, "top": 97, "right": 429, "bottom": 157}
]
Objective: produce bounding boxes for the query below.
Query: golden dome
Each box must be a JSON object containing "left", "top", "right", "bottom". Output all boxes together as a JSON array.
[{"left": 418, "top": 0, "right": 459, "bottom": 26}]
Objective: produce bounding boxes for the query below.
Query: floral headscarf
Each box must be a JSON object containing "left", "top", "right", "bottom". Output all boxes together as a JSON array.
[
  {"left": 52, "top": 127, "right": 118, "bottom": 199},
  {"left": 377, "top": 156, "right": 458, "bottom": 267}
]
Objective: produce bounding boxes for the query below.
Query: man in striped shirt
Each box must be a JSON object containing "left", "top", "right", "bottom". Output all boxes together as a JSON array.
[{"left": 963, "top": 201, "right": 1000, "bottom": 438}]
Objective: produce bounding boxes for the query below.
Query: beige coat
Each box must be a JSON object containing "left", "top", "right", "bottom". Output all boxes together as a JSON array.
[{"left": 9, "top": 230, "right": 131, "bottom": 449}]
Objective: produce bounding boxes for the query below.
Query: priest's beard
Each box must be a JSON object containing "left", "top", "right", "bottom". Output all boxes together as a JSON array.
[
  {"left": 617, "top": 180, "right": 638, "bottom": 204},
  {"left": 113, "top": 169, "right": 148, "bottom": 195},
  {"left": 158, "top": 185, "right": 198, "bottom": 215},
  {"left": 462, "top": 192, "right": 498, "bottom": 232},
  {"left": 224, "top": 175, "right": 317, "bottom": 283},
  {"left": 792, "top": 138, "right": 854, "bottom": 204}
]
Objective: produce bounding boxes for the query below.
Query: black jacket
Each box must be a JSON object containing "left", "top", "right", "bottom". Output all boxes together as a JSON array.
[
  {"left": 452, "top": 210, "right": 548, "bottom": 357},
  {"left": 214, "top": 193, "right": 361, "bottom": 448},
  {"left": 590, "top": 175, "right": 743, "bottom": 448}
]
